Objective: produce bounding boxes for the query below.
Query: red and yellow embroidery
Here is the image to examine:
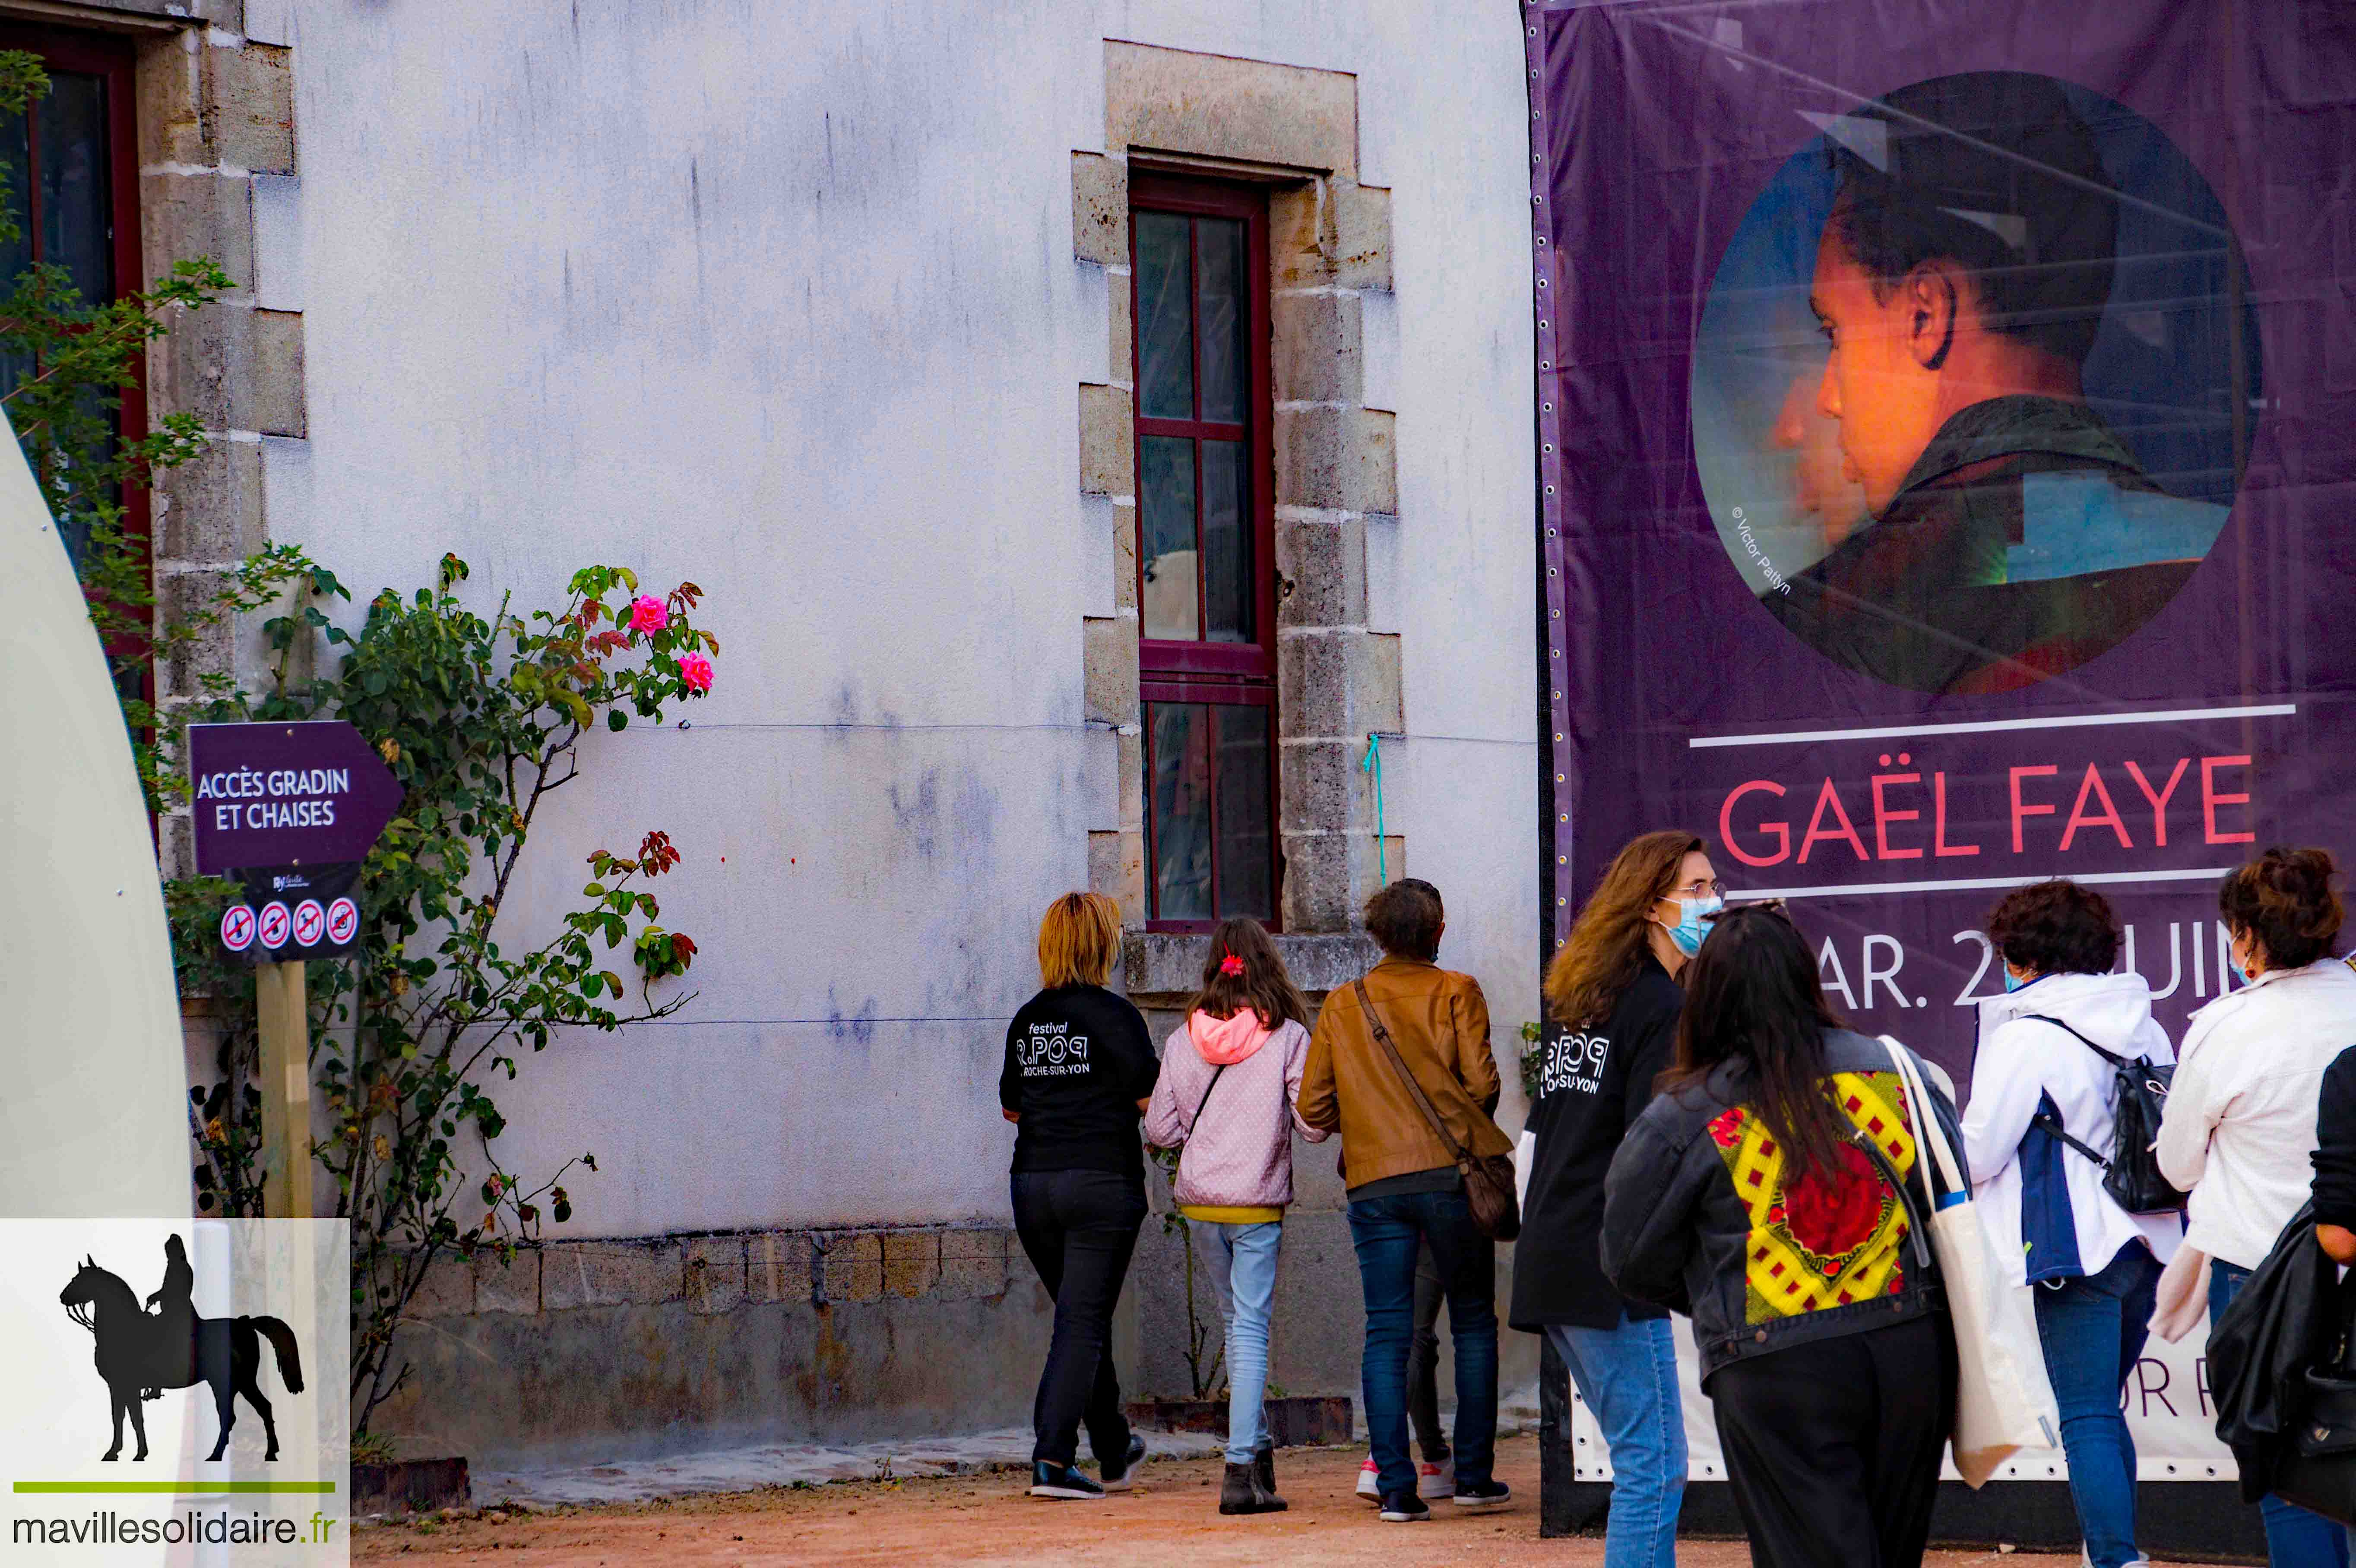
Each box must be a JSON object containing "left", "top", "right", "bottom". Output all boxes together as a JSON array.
[{"left": 1707, "top": 1070, "right": 1916, "bottom": 1323}]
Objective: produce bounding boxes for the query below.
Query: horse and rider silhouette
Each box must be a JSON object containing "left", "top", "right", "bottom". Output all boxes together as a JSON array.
[{"left": 59, "top": 1235, "right": 304, "bottom": 1462}]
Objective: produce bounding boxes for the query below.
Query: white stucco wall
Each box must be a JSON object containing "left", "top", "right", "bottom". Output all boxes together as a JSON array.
[{"left": 265, "top": 1, "right": 1535, "bottom": 1235}]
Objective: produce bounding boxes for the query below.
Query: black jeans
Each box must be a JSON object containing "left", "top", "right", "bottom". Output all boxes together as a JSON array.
[
  {"left": 1010, "top": 1168, "right": 1147, "bottom": 1467},
  {"left": 1708, "top": 1314, "right": 1955, "bottom": 1568}
]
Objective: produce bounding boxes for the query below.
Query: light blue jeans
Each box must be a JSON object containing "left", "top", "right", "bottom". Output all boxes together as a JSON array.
[
  {"left": 1208, "top": 1221, "right": 1282, "bottom": 1466},
  {"left": 1546, "top": 1314, "right": 1685, "bottom": 1568}
]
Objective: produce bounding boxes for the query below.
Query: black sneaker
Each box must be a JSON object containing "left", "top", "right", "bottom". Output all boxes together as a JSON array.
[
  {"left": 1453, "top": 1478, "right": 1513, "bottom": 1512},
  {"left": 1029, "top": 1461, "right": 1105, "bottom": 1500},
  {"left": 1099, "top": 1433, "right": 1147, "bottom": 1492},
  {"left": 1378, "top": 1491, "right": 1429, "bottom": 1523}
]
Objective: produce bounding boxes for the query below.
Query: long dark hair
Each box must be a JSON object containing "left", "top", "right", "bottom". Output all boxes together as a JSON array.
[
  {"left": 1188, "top": 917, "right": 1311, "bottom": 1032},
  {"left": 1662, "top": 904, "right": 1849, "bottom": 1179},
  {"left": 1545, "top": 830, "right": 1704, "bottom": 1027}
]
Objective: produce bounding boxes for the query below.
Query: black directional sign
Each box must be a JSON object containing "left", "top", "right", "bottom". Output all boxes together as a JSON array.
[{"left": 217, "top": 863, "right": 364, "bottom": 966}]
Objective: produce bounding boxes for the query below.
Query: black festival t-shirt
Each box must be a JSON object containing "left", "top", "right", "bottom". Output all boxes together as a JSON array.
[
  {"left": 999, "top": 984, "right": 1160, "bottom": 1181},
  {"left": 1509, "top": 955, "right": 1682, "bottom": 1331}
]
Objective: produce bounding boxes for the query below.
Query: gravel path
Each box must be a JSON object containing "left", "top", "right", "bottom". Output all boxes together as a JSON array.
[{"left": 357, "top": 1434, "right": 2200, "bottom": 1566}]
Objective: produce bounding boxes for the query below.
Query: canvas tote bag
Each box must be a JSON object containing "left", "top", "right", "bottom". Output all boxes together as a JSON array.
[{"left": 1879, "top": 1035, "right": 2060, "bottom": 1486}]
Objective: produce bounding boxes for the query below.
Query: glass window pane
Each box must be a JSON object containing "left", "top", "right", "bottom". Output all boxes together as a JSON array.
[
  {"left": 0, "top": 107, "right": 28, "bottom": 286},
  {"left": 1150, "top": 702, "right": 1213, "bottom": 920},
  {"left": 1213, "top": 705, "right": 1272, "bottom": 919},
  {"left": 1201, "top": 439, "right": 1250, "bottom": 643},
  {"left": 38, "top": 73, "right": 111, "bottom": 303},
  {"left": 1140, "top": 434, "right": 1199, "bottom": 640},
  {"left": 0, "top": 107, "right": 31, "bottom": 486},
  {"left": 1197, "top": 217, "right": 1248, "bottom": 424},
  {"left": 1135, "top": 211, "right": 1194, "bottom": 420}
]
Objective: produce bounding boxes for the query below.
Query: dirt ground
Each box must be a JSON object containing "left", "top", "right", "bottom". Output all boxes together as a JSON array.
[{"left": 353, "top": 1434, "right": 2212, "bottom": 1566}]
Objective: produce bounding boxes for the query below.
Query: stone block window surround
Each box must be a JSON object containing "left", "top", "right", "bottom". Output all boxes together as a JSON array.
[
  {"left": 1078, "top": 41, "right": 1402, "bottom": 946},
  {"left": 1131, "top": 171, "right": 1279, "bottom": 931}
]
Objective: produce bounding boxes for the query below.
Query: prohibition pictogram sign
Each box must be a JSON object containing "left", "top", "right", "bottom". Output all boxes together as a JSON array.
[
  {"left": 257, "top": 901, "right": 292, "bottom": 950},
  {"left": 291, "top": 900, "right": 326, "bottom": 947},
  {"left": 326, "top": 897, "right": 359, "bottom": 946},
  {"left": 219, "top": 905, "right": 256, "bottom": 953}
]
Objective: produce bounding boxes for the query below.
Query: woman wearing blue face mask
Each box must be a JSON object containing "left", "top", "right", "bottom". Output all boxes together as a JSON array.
[
  {"left": 1511, "top": 830, "right": 1718, "bottom": 1568},
  {"left": 2157, "top": 847, "right": 2356, "bottom": 1568}
]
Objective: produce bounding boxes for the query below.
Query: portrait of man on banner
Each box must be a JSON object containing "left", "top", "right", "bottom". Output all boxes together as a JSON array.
[{"left": 1700, "top": 72, "right": 2242, "bottom": 695}]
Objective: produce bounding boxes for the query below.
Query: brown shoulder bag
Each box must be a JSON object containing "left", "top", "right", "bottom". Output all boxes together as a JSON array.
[{"left": 1352, "top": 979, "right": 1521, "bottom": 1241}]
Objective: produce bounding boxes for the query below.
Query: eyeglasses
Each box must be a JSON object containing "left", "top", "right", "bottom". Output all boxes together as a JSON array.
[{"left": 1665, "top": 879, "right": 1727, "bottom": 901}]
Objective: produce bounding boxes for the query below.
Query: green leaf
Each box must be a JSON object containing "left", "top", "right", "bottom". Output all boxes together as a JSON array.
[{"left": 608, "top": 709, "right": 627, "bottom": 732}]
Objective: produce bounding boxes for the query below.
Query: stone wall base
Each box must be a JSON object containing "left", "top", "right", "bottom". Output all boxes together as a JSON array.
[
  {"left": 371, "top": 1226, "right": 1055, "bottom": 1470},
  {"left": 372, "top": 1210, "right": 1537, "bottom": 1470}
]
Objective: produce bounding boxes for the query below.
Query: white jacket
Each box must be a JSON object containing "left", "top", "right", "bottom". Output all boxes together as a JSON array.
[
  {"left": 1963, "top": 971, "right": 2182, "bottom": 1288},
  {"left": 2155, "top": 958, "right": 2356, "bottom": 1269}
]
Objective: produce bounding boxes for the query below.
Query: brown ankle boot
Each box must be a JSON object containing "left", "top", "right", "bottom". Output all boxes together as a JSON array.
[
  {"left": 1253, "top": 1442, "right": 1285, "bottom": 1508},
  {"left": 1218, "top": 1461, "right": 1286, "bottom": 1514}
]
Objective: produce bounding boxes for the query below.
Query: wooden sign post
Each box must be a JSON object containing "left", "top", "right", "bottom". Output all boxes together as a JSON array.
[{"left": 256, "top": 959, "right": 313, "bottom": 1220}]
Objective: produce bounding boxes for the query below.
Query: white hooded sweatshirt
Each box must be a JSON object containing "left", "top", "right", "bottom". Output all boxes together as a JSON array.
[{"left": 1962, "top": 970, "right": 2183, "bottom": 1288}]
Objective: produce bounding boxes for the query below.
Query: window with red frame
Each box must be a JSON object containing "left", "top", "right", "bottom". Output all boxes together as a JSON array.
[
  {"left": 0, "top": 26, "right": 142, "bottom": 575},
  {"left": 1130, "top": 175, "right": 1277, "bottom": 929}
]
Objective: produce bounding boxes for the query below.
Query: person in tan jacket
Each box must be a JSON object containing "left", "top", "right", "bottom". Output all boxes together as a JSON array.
[{"left": 1297, "top": 879, "right": 1513, "bottom": 1523}]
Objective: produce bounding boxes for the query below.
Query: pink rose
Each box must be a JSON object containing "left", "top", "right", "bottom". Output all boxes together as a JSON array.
[
  {"left": 678, "top": 651, "right": 713, "bottom": 693},
  {"left": 629, "top": 594, "right": 669, "bottom": 635}
]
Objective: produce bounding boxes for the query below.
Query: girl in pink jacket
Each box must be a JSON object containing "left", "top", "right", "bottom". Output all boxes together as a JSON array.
[{"left": 1145, "top": 917, "right": 1328, "bottom": 1516}]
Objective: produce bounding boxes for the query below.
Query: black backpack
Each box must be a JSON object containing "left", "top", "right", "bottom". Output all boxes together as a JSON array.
[{"left": 2023, "top": 1013, "right": 2189, "bottom": 1216}]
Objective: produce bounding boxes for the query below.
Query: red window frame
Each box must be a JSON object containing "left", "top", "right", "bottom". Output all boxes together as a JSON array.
[
  {"left": 1130, "top": 172, "right": 1281, "bottom": 931},
  {"left": 0, "top": 25, "right": 146, "bottom": 616},
  {"left": 1129, "top": 173, "right": 1277, "bottom": 682},
  {"left": 1139, "top": 679, "right": 1279, "bottom": 933}
]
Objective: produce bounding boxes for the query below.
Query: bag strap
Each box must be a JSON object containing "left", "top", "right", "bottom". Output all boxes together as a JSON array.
[
  {"left": 1852, "top": 1126, "right": 1934, "bottom": 1273},
  {"left": 1878, "top": 1034, "right": 1966, "bottom": 1201},
  {"left": 2017, "top": 1013, "right": 2139, "bottom": 1167},
  {"left": 2029, "top": 1108, "right": 2113, "bottom": 1169},
  {"left": 1184, "top": 1062, "right": 1230, "bottom": 1139},
  {"left": 1171, "top": 1060, "right": 1230, "bottom": 1186},
  {"left": 2020, "top": 1013, "right": 2133, "bottom": 1070},
  {"left": 1353, "top": 979, "right": 1476, "bottom": 1170}
]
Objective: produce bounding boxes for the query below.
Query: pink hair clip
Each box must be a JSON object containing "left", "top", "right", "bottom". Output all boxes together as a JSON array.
[{"left": 1219, "top": 954, "right": 1245, "bottom": 977}]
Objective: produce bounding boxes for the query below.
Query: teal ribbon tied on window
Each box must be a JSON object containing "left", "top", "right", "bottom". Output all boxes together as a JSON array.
[{"left": 1361, "top": 732, "right": 1387, "bottom": 882}]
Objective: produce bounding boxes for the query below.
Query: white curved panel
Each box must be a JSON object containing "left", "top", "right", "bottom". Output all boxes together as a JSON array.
[{"left": 0, "top": 417, "right": 195, "bottom": 1222}]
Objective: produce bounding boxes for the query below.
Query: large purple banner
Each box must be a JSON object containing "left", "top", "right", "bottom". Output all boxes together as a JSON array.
[{"left": 1528, "top": 1, "right": 2356, "bottom": 1089}]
